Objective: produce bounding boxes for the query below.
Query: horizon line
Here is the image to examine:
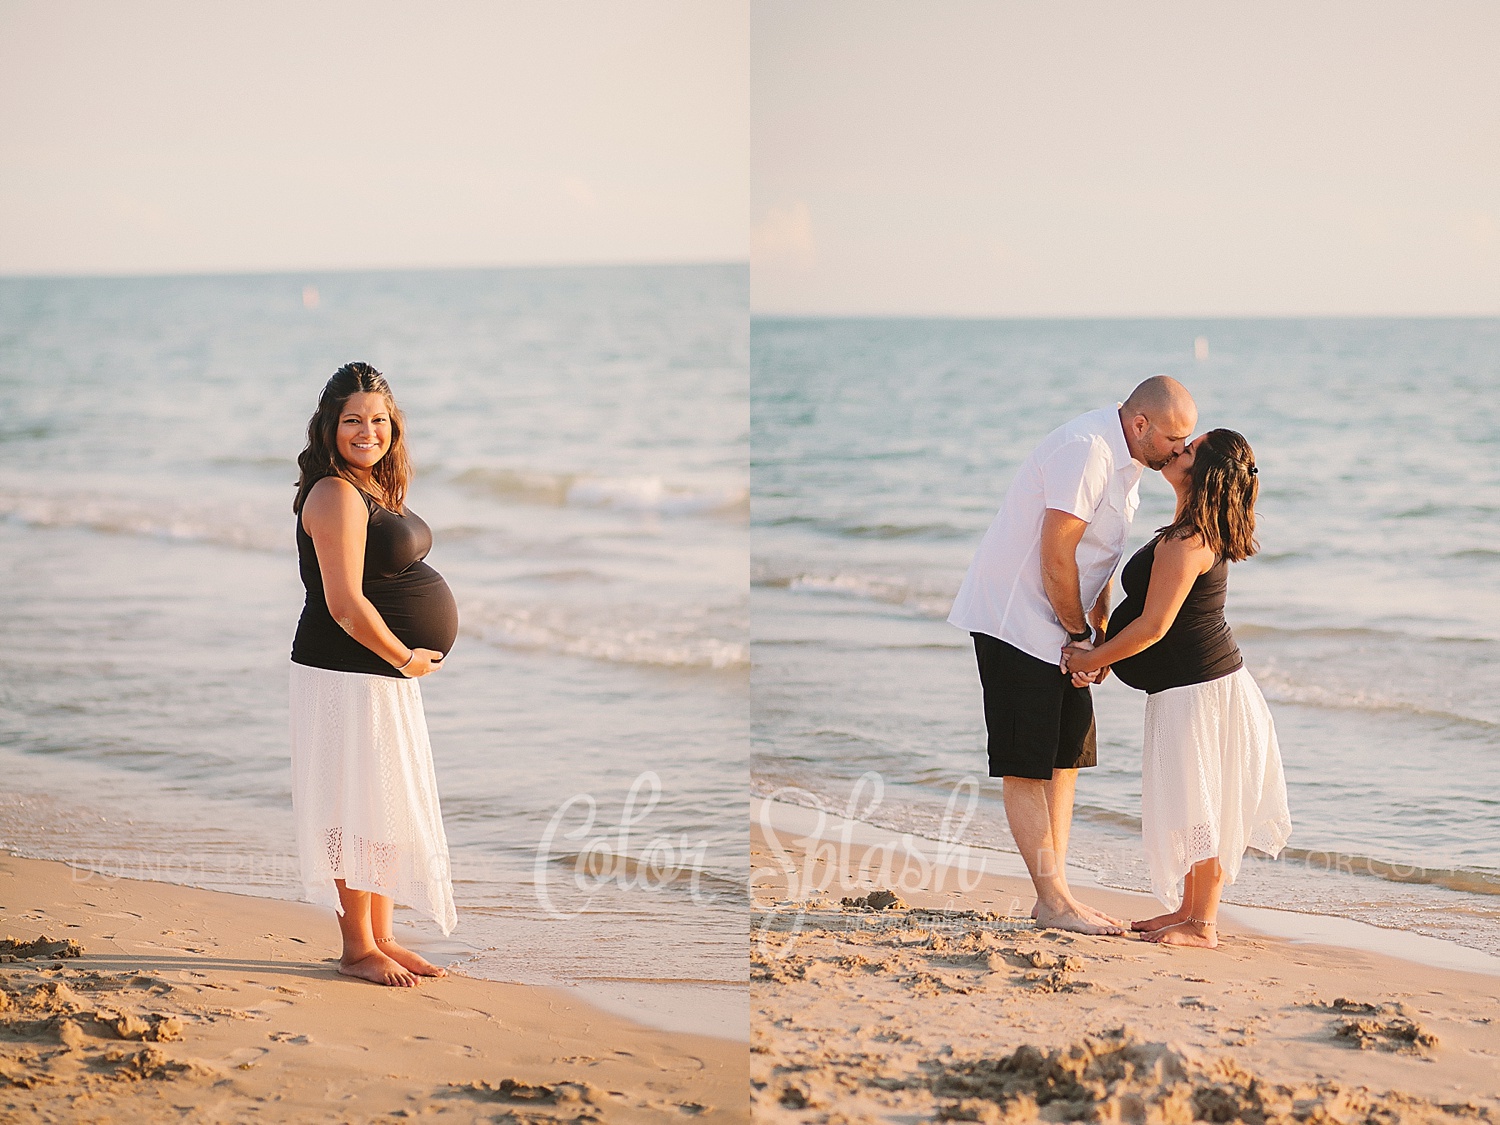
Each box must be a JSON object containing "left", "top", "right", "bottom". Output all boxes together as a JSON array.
[
  {"left": 0, "top": 257, "right": 749, "bottom": 283},
  {"left": 749, "top": 310, "right": 1500, "bottom": 322}
]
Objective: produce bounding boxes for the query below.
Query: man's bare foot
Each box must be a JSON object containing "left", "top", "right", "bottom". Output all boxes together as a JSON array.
[
  {"left": 339, "top": 949, "right": 420, "bottom": 986},
  {"left": 1035, "top": 900, "right": 1125, "bottom": 935},
  {"left": 375, "top": 938, "right": 447, "bottom": 977},
  {"left": 1142, "top": 919, "right": 1218, "bottom": 948},
  {"left": 1077, "top": 902, "right": 1128, "bottom": 928},
  {"left": 1033, "top": 898, "right": 1126, "bottom": 929},
  {"left": 1132, "top": 909, "right": 1186, "bottom": 932}
]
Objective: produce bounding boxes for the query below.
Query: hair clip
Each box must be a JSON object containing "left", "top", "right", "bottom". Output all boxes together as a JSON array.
[{"left": 1247, "top": 465, "right": 1258, "bottom": 475}]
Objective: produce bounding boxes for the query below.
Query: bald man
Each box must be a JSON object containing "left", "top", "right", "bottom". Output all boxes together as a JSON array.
[{"left": 948, "top": 376, "right": 1197, "bottom": 935}]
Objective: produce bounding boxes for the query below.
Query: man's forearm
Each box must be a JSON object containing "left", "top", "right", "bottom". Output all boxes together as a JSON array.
[{"left": 1041, "top": 559, "right": 1089, "bottom": 636}]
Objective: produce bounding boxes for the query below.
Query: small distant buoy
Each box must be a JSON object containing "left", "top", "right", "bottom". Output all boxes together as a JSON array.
[
  {"left": 302, "top": 285, "right": 320, "bottom": 310},
  {"left": 1193, "top": 336, "right": 1209, "bottom": 361}
]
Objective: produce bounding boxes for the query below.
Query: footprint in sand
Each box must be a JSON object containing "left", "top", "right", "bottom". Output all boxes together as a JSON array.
[
  {"left": 218, "top": 1046, "right": 271, "bottom": 1070},
  {"left": 242, "top": 999, "right": 294, "bottom": 1019}
]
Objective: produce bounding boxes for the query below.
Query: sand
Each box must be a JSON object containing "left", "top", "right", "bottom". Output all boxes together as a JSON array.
[
  {"left": 0, "top": 852, "right": 745, "bottom": 1123},
  {"left": 750, "top": 819, "right": 1500, "bottom": 1123}
]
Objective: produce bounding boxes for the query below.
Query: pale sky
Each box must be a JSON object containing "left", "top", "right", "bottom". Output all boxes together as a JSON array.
[
  {"left": 752, "top": 1, "right": 1500, "bottom": 317},
  {"left": 0, "top": 1, "right": 747, "bottom": 276}
]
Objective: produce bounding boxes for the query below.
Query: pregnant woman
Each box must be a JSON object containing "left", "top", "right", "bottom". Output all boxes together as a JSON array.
[
  {"left": 290, "top": 363, "right": 460, "bottom": 986},
  {"left": 1063, "top": 429, "right": 1291, "bottom": 948}
]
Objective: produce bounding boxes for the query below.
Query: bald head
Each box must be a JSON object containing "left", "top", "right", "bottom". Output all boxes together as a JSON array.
[
  {"left": 1123, "top": 375, "right": 1194, "bottom": 418},
  {"left": 1119, "top": 375, "right": 1197, "bottom": 471}
]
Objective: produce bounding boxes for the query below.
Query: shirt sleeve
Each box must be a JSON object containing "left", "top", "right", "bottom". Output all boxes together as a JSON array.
[{"left": 1040, "top": 436, "right": 1111, "bottom": 523}]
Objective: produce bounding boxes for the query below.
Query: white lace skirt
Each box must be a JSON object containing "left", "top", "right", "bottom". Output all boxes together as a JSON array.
[
  {"left": 288, "top": 662, "right": 457, "bottom": 935},
  {"left": 1141, "top": 666, "right": 1293, "bottom": 910}
]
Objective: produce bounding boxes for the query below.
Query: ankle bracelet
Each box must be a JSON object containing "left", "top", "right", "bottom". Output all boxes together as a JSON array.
[
  {"left": 1186, "top": 917, "right": 1216, "bottom": 926},
  {"left": 374, "top": 936, "right": 397, "bottom": 943}
]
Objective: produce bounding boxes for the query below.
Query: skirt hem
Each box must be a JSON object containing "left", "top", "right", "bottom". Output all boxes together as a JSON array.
[
  {"left": 289, "top": 662, "right": 458, "bottom": 936},
  {"left": 1141, "top": 666, "right": 1293, "bottom": 911}
]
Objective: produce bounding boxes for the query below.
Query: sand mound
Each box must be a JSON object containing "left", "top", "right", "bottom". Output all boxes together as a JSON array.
[
  {"left": 459, "top": 1077, "right": 559, "bottom": 1102},
  {"left": 925, "top": 1029, "right": 1484, "bottom": 1124},
  {"left": 14, "top": 979, "right": 87, "bottom": 1015},
  {"left": 753, "top": 919, "right": 1100, "bottom": 997},
  {"left": 1306, "top": 997, "right": 1440, "bottom": 1054},
  {"left": 453, "top": 1077, "right": 601, "bottom": 1105},
  {"left": 1015, "top": 949, "right": 1083, "bottom": 973},
  {"left": 1321, "top": 996, "right": 1381, "bottom": 1014},
  {"left": 1, "top": 970, "right": 203, "bottom": 1093},
  {"left": 450, "top": 1076, "right": 715, "bottom": 1122},
  {"left": 100, "top": 1011, "right": 184, "bottom": 1042},
  {"left": 931, "top": 1028, "right": 1195, "bottom": 1118},
  {"left": 1335, "top": 1014, "right": 1440, "bottom": 1054},
  {"left": 0, "top": 935, "right": 84, "bottom": 961},
  {"left": 842, "top": 890, "right": 907, "bottom": 911},
  {"left": 97, "top": 1044, "right": 210, "bottom": 1083}
]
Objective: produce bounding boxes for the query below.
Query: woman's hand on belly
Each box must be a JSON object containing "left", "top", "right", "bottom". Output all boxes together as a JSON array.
[
  {"left": 399, "top": 648, "right": 446, "bottom": 678},
  {"left": 303, "top": 477, "right": 420, "bottom": 669}
]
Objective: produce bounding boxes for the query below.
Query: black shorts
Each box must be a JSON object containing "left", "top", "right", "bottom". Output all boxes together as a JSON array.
[{"left": 972, "top": 632, "right": 1097, "bottom": 780}]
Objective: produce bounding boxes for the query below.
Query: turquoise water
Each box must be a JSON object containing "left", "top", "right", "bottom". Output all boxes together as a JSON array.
[
  {"left": 0, "top": 265, "right": 748, "bottom": 995},
  {"left": 753, "top": 317, "right": 1500, "bottom": 955}
]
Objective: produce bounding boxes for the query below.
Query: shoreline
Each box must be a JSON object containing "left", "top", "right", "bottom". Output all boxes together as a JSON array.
[
  {"left": 751, "top": 797, "right": 1500, "bottom": 1120},
  {"left": 0, "top": 773, "right": 748, "bottom": 1042},
  {"left": 0, "top": 851, "right": 746, "bottom": 1122},
  {"left": 0, "top": 840, "right": 749, "bottom": 1043},
  {"left": 754, "top": 796, "right": 1500, "bottom": 978}
]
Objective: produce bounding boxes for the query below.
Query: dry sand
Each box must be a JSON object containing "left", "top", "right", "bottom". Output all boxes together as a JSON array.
[
  {"left": 0, "top": 852, "right": 745, "bottom": 1123},
  {"left": 751, "top": 821, "right": 1500, "bottom": 1123}
]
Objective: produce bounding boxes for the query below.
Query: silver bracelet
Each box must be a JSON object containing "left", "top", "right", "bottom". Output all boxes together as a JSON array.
[{"left": 397, "top": 649, "right": 416, "bottom": 671}]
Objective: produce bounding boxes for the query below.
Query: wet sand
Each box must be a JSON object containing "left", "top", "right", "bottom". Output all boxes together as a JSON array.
[
  {"left": 750, "top": 812, "right": 1500, "bottom": 1123},
  {"left": 0, "top": 852, "right": 746, "bottom": 1122}
]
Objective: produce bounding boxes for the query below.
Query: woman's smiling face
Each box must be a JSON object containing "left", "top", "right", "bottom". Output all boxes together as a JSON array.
[{"left": 335, "top": 391, "right": 392, "bottom": 473}]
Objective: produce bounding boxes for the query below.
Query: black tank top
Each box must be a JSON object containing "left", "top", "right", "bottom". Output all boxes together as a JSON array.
[
  {"left": 290, "top": 478, "right": 459, "bottom": 677},
  {"left": 1105, "top": 534, "right": 1242, "bottom": 694}
]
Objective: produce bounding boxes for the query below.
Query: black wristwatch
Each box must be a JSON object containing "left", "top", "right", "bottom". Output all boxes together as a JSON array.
[{"left": 1066, "top": 627, "right": 1093, "bottom": 644}]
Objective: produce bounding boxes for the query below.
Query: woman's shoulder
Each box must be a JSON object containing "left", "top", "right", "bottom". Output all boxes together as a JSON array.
[
  {"left": 1156, "top": 529, "right": 1217, "bottom": 572},
  {"left": 303, "top": 475, "right": 373, "bottom": 523}
]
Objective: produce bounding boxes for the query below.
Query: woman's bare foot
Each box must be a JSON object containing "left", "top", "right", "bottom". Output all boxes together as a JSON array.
[
  {"left": 375, "top": 937, "right": 447, "bottom": 977},
  {"left": 1132, "top": 909, "right": 1186, "bottom": 933},
  {"left": 1142, "top": 919, "right": 1218, "bottom": 948},
  {"left": 339, "top": 949, "right": 420, "bottom": 986},
  {"left": 1035, "top": 900, "right": 1125, "bottom": 935}
]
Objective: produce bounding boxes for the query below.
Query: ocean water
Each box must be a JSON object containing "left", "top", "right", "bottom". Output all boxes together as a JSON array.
[
  {"left": 752, "top": 317, "right": 1500, "bottom": 956},
  {"left": 0, "top": 265, "right": 748, "bottom": 1021}
]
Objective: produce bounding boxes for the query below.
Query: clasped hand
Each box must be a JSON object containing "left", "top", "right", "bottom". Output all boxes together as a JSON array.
[{"left": 1061, "top": 640, "right": 1109, "bottom": 687}]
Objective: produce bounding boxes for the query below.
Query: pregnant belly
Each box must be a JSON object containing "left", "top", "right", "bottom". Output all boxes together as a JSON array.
[{"left": 367, "top": 563, "right": 459, "bottom": 656}]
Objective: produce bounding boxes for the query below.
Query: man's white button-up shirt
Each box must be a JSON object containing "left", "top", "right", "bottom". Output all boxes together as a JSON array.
[{"left": 948, "top": 405, "right": 1145, "bottom": 664}]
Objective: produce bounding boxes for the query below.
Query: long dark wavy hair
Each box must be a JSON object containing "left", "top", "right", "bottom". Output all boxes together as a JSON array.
[
  {"left": 292, "top": 363, "right": 412, "bottom": 514},
  {"left": 1158, "top": 428, "right": 1259, "bottom": 562}
]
